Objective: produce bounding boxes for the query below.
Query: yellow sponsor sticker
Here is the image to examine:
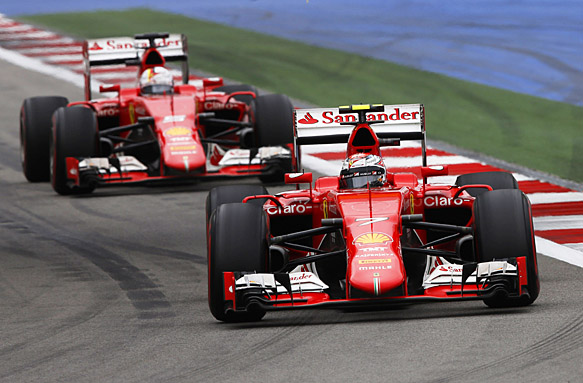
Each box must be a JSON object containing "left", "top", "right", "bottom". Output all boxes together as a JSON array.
[
  {"left": 358, "top": 259, "right": 391, "bottom": 264},
  {"left": 165, "top": 127, "right": 191, "bottom": 136},
  {"left": 170, "top": 145, "right": 197, "bottom": 152},
  {"left": 353, "top": 232, "right": 393, "bottom": 245}
]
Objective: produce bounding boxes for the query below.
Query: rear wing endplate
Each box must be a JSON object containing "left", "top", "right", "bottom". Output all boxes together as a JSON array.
[{"left": 82, "top": 33, "right": 189, "bottom": 100}]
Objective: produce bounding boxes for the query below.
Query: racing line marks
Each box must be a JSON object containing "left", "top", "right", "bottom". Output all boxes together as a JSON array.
[{"left": 1, "top": 14, "right": 582, "bottom": 264}]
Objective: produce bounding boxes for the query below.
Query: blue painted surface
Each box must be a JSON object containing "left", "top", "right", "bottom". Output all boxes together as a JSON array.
[{"left": 3, "top": 0, "right": 582, "bottom": 105}]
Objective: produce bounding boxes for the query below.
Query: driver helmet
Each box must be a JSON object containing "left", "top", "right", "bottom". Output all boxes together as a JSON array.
[
  {"left": 139, "top": 66, "right": 174, "bottom": 95},
  {"left": 339, "top": 153, "right": 387, "bottom": 189}
]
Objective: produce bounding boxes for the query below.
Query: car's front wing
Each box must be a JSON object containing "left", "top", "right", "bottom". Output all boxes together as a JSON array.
[{"left": 221, "top": 257, "right": 529, "bottom": 315}]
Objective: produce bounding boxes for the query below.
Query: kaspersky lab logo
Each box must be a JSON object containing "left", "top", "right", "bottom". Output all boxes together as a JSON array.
[
  {"left": 298, "top": 112, "right": 318, "bottom": 124},
  {"left": 353, "top": 232, "right": 393, "bottom": 246}
]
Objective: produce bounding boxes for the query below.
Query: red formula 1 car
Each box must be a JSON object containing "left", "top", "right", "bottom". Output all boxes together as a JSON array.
[
  {"left": 206, "top": 103, "right": 539, "bottom": 322},
  {"left": 20, "top": 32, "right": 294, "bottom": 195}
]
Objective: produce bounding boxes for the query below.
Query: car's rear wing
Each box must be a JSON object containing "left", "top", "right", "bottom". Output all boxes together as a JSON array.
[
  {"left": 82, "top": 33, "right": 189, "bottom": 100},
  {"left": 294, "top": 103, "right": 426, "bottom": 168}
]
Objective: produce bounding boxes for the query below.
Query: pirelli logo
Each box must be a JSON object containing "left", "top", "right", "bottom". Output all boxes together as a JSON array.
[
  {"left": 358, "top": 259, "right": 391, "bottom": 265},
  {"left": 170, "top": 145, "right": 197, "bottom": 151}
]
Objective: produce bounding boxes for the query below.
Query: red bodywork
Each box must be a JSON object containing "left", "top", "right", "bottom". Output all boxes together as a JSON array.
[
  {"left": 63, "top": 33, "right": 291, "bottom": 189},
  {"left": 217, "top": 104, "right": 531, "bottom": 314}
]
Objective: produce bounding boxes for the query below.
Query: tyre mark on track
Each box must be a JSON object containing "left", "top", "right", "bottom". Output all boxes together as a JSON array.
[
  {"left": 170, "top": 311, "right": 331, "bottom": 381},
  {"left": 2, "top": 207, "right": 176, "bottom": 320},
  {"left": 428, "top": 312, "right": 583, "bottom": 383}
]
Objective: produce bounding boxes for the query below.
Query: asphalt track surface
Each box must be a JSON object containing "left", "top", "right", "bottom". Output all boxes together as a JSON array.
[{"left": 2, "top": 59, "right": 583, "bottom": 383}]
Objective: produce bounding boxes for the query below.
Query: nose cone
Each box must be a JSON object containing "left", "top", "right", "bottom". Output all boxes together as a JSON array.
[
  {"left": 348, "top": 245, "right": 405, "bottom": 297},
  {"left": 163, "top": 141, "right": 206, "bottom": 172}
]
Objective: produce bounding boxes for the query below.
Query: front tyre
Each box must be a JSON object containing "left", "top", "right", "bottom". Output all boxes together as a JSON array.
[
  {"left": 50, "top": 106, "right": 99, "bottom": 195},
  {"left": 456, "top": 171, "right": 518, "bottom": 197},
  {"left": 20, "top": 96, "right": 69, "bottom": 182},
  {"left": 473, "top": 189, "right": 539, "bottom": 307},
  {"left": 213, "top": 84, "right": 258, "bottom": 105},
  {"left": 208, "top": 203, "right": 269, "bottom": 322},
  {"left": 205, "top": 184, "right": 268, "bottom": 229}
]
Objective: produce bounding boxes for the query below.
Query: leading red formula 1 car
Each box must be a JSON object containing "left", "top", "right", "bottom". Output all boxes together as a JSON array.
[
  {"left": 20, "top": 32, "right": 294, "bottom": 195},
  {"left": 206, "top": 103, "right": 539, "bottom": 322}
]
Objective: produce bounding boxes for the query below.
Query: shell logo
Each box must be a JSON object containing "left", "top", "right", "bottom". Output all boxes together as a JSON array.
[
  {"left": 353, "top": 232, "right": 393, "bottom": 245},
  {"left": 165, "top": 127, "right": 191, "bottom": 137}
]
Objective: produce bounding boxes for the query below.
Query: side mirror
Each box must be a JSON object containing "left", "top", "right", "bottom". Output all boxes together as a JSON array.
[
  {"left": 421, "top": 165, "right": 449, "bottom": 178},
  {"left": 285, "top": 172, "right": 312, "bottom": 185},
  {"left": 203, "top": 77, "right": 224, "bottom": 88},
  {"left": 99, "top": 84, "right": 120, "bottom": 93}
]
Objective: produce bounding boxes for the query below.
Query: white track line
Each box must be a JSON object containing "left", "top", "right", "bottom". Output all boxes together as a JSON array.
[
  {"left": 536, "top": 237, "right": 583, "bottom": 267},
  {"left": 527, "top": 192, "right": 583, "bottom": 204},
  {"left": 533, "top": 215, "right": 583, "bottom": 231}
]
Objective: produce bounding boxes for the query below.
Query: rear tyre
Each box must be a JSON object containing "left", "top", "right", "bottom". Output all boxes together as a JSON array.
[
  {"left": 50, "top": 106, "right": 99, "bottom": 195},
  {"left": 456, "top": 171, "right": 518, "bottom": 197},
  {"left": 473, "top": 189, "right": 539, "bottom": 307},
  {"left": 253, "top": 94, "right": 294, "bottom": 183},
  {"left": 206, "top": 184, "right": 268, "bottom": 229},
  {"left": 208, "top": 203, "right": 269, "bottom": 322},
  {"left": 214, "top": 84, "right": 258, "bottom": 105},
  {"left": 20, "top": 96, "right": 69, "bottom": 182}
]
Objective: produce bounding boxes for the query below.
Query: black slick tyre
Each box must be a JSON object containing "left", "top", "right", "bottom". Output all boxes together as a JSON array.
[
  {"left": 50, "top": 106, "right": 99, "bottom": 195},
  {"left": 473, "top": 189, "right": 539, "bottom": 307},
  {"left": 252, "top": 94, "right": 294, "bottom": 183},
  {"left": 205, "top": 184, "right": 268, "bottom": 229},
  {"left": 455, "top": 171, "right": 518, "bottom": 197},
  {"left": 207, "top": 203, "right": 269, "bottom": 322},
  {"left": 20, "top": 96, "right": 69, "bottom": 182}
]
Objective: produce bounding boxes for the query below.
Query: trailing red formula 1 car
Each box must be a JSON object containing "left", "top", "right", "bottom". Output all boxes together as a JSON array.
[
  {"left": 206, "top": 103, "right": 539, "bottom": 322},
  {"left": 20, "top": 32, "right": 294, "bottom": 195}
]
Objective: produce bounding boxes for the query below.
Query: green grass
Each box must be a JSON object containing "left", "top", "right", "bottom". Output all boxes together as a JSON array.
[{"left": 20, "top": 8, "right": 583, "bottom": 182}]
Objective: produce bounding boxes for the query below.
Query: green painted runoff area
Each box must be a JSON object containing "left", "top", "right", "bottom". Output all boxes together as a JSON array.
[{"left": 20, "top": 9, "right": 583, "bottom": 182}]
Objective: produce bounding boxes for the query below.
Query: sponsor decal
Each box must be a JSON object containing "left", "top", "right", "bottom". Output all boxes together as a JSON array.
[
  {"left": 290, "top": 273, "right": 312, "bottom": 282},
  {"left": 170, "top": 137, "right": 192, "bottom": 142},
  {"left": 288, "top": 173, "right": 304, "bottom": 179},
  {"left": 361, "top": 246, "right": 388, "bottom": 252},
  {"left": 94, "top": 38, "right": 182, "bottom": 51},
  {"left": 128, "top": 103, "right": 135, "bottom": 124},
  {"left": 358, "top": 259, "right": 391, "bottom": 264},
  {"left": 204, "top": 101, "right": 236, "bottom": 110},
  {"left": 97, "top": 105, "right": 119, "bottom": 117},
  {"left": 266, "top": 204, "right": 312, "bottom": 215},
  {"left": 163, "top": 115, "right": 186, "bottom": 123},
  {"left": 322, "top": 199, "right": 328, "bottom": 219},
  {"left": 424, "top": 196, "right": 464, "bottom": 207},
  {"left": 356, "top": 217, "right": 389, "bottom": 226},
  {"left": 165, "top": 127, "right": 191, "bottom": 137},
  {"left": 170, "top": 145, "right": 197, "bottom": 151},
  {"left": 438, "top": 265, "right": 464, "bottom": 273},
  {"left": 89, "top": 42, "right": 103, "bottom": 51},
  {"left": 353, "top": 232, "right": 393, "bottom": 246},
  {"left": 298, "top": 112, "right": 318, "bottom": 124},
  {"left": 359, "top": 265, "right": 392, "bottom": 271},
  {"left": 356, "top": 253, "right": 390, "bottom": 257},
  {"left": 410, "top": 193, "right": 415, "bottom": 214},
  {"left": 322, "top": 108, "right": 419, "bottom": 124}
]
